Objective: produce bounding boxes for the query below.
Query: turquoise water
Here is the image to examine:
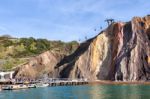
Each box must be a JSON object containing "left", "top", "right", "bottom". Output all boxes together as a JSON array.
[{"left": 0, "top": 84, "right": 150, "bottom": 99}]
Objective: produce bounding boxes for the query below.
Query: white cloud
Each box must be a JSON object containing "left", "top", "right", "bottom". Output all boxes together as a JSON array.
[{"left": 0, "top": 0, "right": 149, "bottom": 41}]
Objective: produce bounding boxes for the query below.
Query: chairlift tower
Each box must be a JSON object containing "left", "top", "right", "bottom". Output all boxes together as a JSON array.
[{"left": 105, "top": 19, "right": 115, "bottom": 26}]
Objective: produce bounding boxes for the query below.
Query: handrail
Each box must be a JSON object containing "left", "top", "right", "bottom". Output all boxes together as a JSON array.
[{"left": 13, "top": 78, "right": 88, "bottom": 84}]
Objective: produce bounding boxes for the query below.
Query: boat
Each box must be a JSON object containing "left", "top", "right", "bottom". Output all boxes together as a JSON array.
[
  {"left": 35, "top": 83, "right": 49, "bottom": 88},
  {"left": 2, "top": 84, "right": 28, "bottom": 90},
  {"left": 16, "top": 84, "right": 28, "bottom": 89},
  {"left": 27, "top": 84, "right": 36, "bottom": 88},
  {"left": 1, "top": 85, "right": 13, "bottom": 90}
]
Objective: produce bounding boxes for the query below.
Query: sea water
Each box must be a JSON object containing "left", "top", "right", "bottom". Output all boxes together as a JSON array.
[{"left": 0, "top": 84, "right": 150, "bottom": 99}]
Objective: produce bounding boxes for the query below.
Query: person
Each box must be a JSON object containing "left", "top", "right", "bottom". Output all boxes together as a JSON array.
[{"left": 0, "top": 85, "right": 1, "bottom": 91}]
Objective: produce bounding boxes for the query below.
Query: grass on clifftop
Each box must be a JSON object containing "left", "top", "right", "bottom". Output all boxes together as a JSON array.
[{"left": 0, "top": 36, "right": 79, "bottom": 71}]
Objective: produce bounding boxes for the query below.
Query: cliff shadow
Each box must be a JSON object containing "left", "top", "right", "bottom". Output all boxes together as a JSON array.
[
  {"left": 54, "top": 37, "right": 95, "bottom": 78},
  {"left": 55, "top": 38, "right": 94, "bottom": 68}
]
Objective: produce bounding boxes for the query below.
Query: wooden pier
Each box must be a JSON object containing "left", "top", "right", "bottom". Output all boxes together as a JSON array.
[
  {"left": 1, "top": 78, "right": 89, "bottom": 87},
  {"left": 48, "top": 80, "right": 88, "bottom": 87}
]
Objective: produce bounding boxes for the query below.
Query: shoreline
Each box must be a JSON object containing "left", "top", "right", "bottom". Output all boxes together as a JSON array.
[
  {"left": 88, "top": 80, "right": 150, "bottom": 85},
  {"left": 1, "top": 80, "right": 150, "bottom": 87},
  {"left": 1, "top": 80, "right": 150, "bottom": 91}
]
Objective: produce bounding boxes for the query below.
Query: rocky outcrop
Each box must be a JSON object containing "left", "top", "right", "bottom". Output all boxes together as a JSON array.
[
  {"left": 16, "top": 15, "right": 150, "bottom": 81},
  {"left": 55, "top": 15, "right": 150, "bottom": 81},
  {"left": 15, "top": 51, "right": 64, "bottom": 78}
]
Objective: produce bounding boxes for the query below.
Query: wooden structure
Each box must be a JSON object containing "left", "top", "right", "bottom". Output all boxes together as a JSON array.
[{"left": 1, "top": 78, "right": 89, "bottom": 90}]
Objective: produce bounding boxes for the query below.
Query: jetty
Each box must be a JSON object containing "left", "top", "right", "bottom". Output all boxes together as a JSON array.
[
  {"left": 0, "top": 78, "right": 88, "bottom": 90},
  {"left": 14, "top": 78, "right": 88, "bottom": 86},
  {"left": 0, "top": 71, "right": 88, "bottom": 90},
  {"left": 48, "top": 78, "right": 88, "bottom": 86}
]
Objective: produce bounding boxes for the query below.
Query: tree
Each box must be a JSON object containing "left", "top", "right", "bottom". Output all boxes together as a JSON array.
[{"left": 3, "top": 40, "right": 13, "bottom": 47}]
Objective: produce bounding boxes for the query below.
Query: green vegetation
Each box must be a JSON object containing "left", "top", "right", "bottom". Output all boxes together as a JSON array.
[
  {"left": 0, "top": 36, "right": 79, "bottom": 71},
  {"left": 2, "top": 58, "right": 26, "bottom": 71}
]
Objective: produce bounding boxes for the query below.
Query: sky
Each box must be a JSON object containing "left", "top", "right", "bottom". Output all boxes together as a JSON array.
[{"left": 0, "top": 0, "right": 149, "bottom": 42}]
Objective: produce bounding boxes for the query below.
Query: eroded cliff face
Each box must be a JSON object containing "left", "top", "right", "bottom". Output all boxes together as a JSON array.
[
  {"left": 16, "top": 15, "right": 150, "bottom": 81},
  {"left": 15, "top": 51, "right": 64, "bottom": 78},
  {"left": 55, "top": 16, "right": 150, "bottom": 81}
]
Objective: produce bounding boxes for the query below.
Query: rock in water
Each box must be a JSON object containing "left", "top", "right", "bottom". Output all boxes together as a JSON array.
[{"left": 16, "top": 15, "right": 150, "bottom": 81}]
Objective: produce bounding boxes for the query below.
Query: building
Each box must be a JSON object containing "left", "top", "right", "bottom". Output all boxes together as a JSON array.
[{"left": 0, "top": 71, "right": 14, "bottom": 82}]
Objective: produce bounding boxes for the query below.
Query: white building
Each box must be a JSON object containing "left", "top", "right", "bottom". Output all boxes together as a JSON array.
[{"left": 0, "top": 71, "right": 14, "bottom": 82}]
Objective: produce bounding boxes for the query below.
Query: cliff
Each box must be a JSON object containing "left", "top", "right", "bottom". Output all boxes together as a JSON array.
[
  {"left": 15, "top": 15, "right": 150, "bottom": 81},
  {"left": 15, "top": 51, "right": 64, "bottom": 78},
  {"left": 0, "top": 37, "right": 79, "bottom": 71}
]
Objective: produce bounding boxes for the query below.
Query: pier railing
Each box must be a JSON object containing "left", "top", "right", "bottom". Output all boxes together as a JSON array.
[
  {"left": 0, "top": 78, "right": 89, "bottom": 90},
  {"left": 13, "top": 78, "right": 88, "bottom": 84}
]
